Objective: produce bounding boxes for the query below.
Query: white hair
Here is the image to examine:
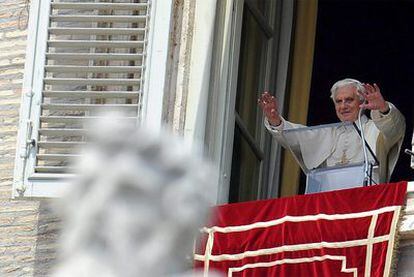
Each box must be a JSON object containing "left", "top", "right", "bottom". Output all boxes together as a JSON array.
[{"left": 330, "top": 78, "right": 365, "bottom": 102}]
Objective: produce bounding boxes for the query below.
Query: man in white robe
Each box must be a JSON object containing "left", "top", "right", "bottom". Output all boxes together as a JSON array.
[{"left": 258, "top": 78, "right": 405, "bottom": 184}]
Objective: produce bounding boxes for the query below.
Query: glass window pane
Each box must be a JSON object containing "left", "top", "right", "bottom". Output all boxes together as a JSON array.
[
  {"left": 229, "top": 127, "right": 261, "bottom": 203},
  {"left": 255, "top": 0, "right": 268, "bottom": 18},
  {"left": 235, "top": 7, "right": 267, "bottom": 139},
  {"left": 230, "top": 5, "right": 269, "bottom": 202}
]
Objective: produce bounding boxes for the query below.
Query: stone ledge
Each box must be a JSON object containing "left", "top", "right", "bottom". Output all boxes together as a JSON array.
[{"left": 400, "top": 182, "right": 414, "bottom": 239}]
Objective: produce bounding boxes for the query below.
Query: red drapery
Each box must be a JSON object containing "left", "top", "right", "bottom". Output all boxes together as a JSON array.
[{"left": 195, "top": 182, "right": 407, "bottom": 276}]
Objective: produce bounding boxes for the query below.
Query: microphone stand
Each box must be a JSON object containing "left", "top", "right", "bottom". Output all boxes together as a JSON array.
[
  {"left": 357, "top": 108, "right": 371, "bottom": 186},
  {"left": 404, "top": 149, "right": 414, "bottom": 169}
]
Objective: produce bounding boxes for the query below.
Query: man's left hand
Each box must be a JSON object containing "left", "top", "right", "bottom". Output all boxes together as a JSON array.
[{"left": 359, "top": 83, "right": 389, "bottom": 113}]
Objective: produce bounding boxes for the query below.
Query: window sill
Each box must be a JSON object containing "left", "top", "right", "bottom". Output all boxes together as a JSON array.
[{"left": 13, "top": 173, "right": 76, "bottom": 199}]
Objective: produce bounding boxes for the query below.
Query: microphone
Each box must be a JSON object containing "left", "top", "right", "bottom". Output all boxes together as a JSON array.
[
  {"left": 358, "top": 87, "right": 367, "bottom": 109},
  {"left": 357, "top": 86, "right": 372, "bottom": 186},
  {"left": 358, "top": 107, "right": 371, "bottom": 186}
]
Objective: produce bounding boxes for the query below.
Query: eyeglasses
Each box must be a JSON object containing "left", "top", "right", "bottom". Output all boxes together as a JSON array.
[{"left": 334, "top": 98, "right": 357, "bottom": 106}]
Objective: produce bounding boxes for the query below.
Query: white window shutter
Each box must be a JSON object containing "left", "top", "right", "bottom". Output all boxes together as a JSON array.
[{"left": 13, "top": 0, "right": 166, "bottom": 198}]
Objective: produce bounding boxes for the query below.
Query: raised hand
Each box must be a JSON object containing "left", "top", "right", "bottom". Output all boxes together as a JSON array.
[
  {"left": 359, "top": 83, "right": 389, "bottom": 113},
  {"left": 258, "top": 92, "right": 281, "bottom": 126}
]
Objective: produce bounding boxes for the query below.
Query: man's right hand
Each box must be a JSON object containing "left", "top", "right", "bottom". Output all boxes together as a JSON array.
[{"left": 258, "top": 92, "right": 281, "bottom": 126}]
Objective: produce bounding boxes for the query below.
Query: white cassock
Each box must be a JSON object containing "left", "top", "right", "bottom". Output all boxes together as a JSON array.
[{"left": 265, "top": 102, "right": 405, "bottom": 184}]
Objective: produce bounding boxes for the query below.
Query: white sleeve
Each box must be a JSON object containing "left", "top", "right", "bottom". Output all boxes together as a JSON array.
[{"left": 370, "top": 102, "right": 405, "bottom": 147}]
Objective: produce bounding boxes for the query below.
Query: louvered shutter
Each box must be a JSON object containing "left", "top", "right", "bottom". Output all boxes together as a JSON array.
[
  {"left": 37, "top": 0, "right": 150, "bottom": 174},
  {"left": 14, "top": 0, "right": 169, "bottom": 197}
]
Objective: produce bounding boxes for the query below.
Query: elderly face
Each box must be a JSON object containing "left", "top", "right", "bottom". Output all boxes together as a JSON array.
[{"left": 333, "top": 85, "right": 361, "bottom": 122}]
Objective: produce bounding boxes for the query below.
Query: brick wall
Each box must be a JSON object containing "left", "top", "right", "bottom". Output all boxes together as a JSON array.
[{"left": 0, "top": 1, "right": 59, "bottom": 275}]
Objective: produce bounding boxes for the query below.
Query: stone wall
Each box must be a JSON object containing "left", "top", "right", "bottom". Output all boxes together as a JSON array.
[{"left": 0, "top": 1, "right": 59, "bottom": 275}]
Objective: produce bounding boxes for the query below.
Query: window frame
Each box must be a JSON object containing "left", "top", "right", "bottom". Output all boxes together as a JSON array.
[{"left": 204, "top": 0, "right": 295, "bottom": 203}]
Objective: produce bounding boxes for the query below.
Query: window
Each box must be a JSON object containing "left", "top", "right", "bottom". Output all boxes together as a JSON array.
[
  {"left": 205, "top": 0, "right": 295, "bottom": 203},
  {"left": 13, "top": 0, "right": 172, "bottom": 198}
]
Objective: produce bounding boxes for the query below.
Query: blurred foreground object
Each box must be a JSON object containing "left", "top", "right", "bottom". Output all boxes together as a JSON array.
[{"left": 52, "top": 117, "right": 217, "bottom": 277}]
